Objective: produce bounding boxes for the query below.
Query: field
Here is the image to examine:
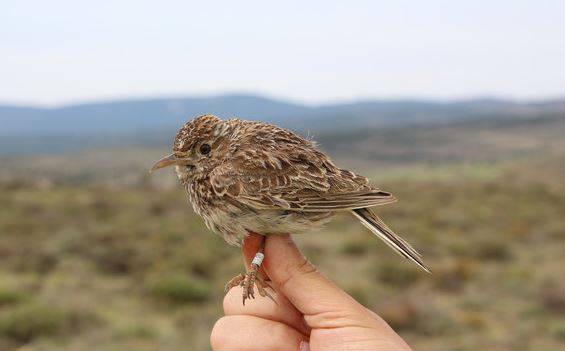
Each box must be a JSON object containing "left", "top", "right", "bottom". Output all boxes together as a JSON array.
[
  {"left": 1, "top": 149, "right": 564, "bottom": 350},
  {"left": 3, "top": 2, "right": 565, "bottom": 349}
]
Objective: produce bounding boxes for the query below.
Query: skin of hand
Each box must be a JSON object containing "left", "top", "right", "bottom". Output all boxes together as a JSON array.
[{"left": 211, "top": 234, "right": 413, "bottom": 351}]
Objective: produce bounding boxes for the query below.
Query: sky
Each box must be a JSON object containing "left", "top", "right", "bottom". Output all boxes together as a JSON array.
[{"left": 1, "top": 0, "right": 564, "bottom": 106}]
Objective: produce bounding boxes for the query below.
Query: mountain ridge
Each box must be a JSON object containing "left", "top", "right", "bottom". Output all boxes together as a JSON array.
[
  {"left": 2, "top": 93, "right": 565, "bottom": 137},
  {"left": 1, "top": 93, "right": 564, "bottom": 155}
]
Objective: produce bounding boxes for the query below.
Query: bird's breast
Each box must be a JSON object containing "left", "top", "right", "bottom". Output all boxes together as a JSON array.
[{"left": 185, "top": 180, "right": 214, "bottom": 216}]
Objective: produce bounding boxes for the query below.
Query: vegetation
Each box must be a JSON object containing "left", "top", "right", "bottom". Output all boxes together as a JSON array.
[{"left": 0, "top": 154, "right": 563, "bottom": 350}]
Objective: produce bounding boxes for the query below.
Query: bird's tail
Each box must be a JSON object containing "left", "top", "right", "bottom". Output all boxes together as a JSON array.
[{"left": 352, "top": 208, "right": 430, "bottom": 273}]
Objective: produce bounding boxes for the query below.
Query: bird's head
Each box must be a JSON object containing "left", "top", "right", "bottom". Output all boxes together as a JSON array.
[{"left": 150, "top": 114, "right": 230, "bottom": 183}]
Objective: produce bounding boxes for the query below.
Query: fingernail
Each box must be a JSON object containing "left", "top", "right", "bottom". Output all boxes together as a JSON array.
[{"left": 299, "top": 340, "right": 310, "bottom": 351}]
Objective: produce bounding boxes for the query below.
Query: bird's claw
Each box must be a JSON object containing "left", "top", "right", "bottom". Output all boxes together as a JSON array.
[
  {"left": 224, "top": 273, "right": 245, "bottom": 293},
  {"left": 225, "top": 266, "right": 276, "bottom": 305}
]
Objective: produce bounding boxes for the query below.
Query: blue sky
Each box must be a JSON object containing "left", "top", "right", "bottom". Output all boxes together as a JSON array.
[{"left": 1, "top": 0, "right": 564, "bottom": 105}]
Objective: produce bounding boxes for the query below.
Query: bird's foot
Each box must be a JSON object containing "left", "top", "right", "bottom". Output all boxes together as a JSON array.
[
  {"left": 224, "top": 253, "right": 276, "bottom": 305},
  {"left": 224, "top": 273, "right": 245, "bottom": 293}
]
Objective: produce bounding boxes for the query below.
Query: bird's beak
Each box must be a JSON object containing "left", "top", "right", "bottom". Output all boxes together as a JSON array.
[{"left": 149, "top": 154, "right": 177, "bottom": 173}]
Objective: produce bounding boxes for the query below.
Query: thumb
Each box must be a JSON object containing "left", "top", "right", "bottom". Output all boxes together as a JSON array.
[
  {"left": 242, "top": 234, "right": 413, "bottom": 350},
  {"left": 261, "top": 234, "right": 368, "bottom": 321}
]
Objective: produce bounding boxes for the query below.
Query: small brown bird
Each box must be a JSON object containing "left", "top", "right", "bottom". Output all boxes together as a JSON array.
[{"left": 151, "top": 114, "right": 429, "bottom": 304}]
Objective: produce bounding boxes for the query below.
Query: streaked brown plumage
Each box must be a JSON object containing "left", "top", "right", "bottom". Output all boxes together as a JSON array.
[{"left": 151, "top": 114, "right": 429, "bottom": 303}]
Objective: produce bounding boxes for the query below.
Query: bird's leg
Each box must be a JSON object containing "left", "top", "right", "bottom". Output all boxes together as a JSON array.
[
  {"left": 241, "top": 236, "right": 276, "bottom": 305},
  {"left": 224, "top": 235, "right": 276, "bottom": 305}
]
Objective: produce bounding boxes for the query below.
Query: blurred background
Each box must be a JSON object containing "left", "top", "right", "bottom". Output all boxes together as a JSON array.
[{"left": 1, "top": 1, "right": 564, "bottom": 350}]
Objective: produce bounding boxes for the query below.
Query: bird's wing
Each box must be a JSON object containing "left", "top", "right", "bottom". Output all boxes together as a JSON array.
[{"left": 209, "top": 123, "right": 395, "bottom": 211}]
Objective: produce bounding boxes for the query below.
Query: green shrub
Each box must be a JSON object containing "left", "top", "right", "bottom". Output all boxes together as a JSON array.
[
  {"left": 550, "top": 320, "right": 565, "bottom": 341},
  {"left": 475, "top": 240, "right": 512, "bottom": 261},
  {"left": 340, "top": 238, "right": 370, "bottom": 256},
  {"left": 0, "top": 289, "right": 29, "bottom": 306},
  {"left": 115, "top": 325, "right": 157, "bottom": 339},
  {"left": 0, "top": 304, "right": 68, "bottom": 342},
  {"left": 149, "top": 274, "right": 211, "bottom": 305},
  {"left": 377, "top": 262, "right": 421, "bottom": 287}
]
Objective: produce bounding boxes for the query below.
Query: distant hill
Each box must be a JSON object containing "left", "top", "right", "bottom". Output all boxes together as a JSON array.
[
  {"left": 1, "top": 94, "right": 564, "bottom": 154},
  {"left": 0, "top": 94, "right": 306, "bottom": 136}
]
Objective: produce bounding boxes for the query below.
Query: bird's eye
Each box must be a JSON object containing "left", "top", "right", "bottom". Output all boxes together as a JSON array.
[{"left": 199, "top": 143, "right": 211, "bottom": 155}]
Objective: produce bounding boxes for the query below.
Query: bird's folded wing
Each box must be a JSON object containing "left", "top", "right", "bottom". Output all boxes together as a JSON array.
[
  {"left": 237, "top": 189, "right": 396, "bottom": 212},
  {"left": 209, "top": 152, "right": 395, "bottom": 212}
]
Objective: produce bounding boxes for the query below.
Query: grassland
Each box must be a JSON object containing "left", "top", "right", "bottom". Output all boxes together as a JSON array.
[{"left": 0, "top": 154, "right": 564, "bottom": 351}]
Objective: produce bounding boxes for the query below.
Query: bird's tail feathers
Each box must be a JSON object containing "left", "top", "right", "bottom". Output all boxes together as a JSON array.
[{"left": 352, "top": 208, "right": 430, "bottom": 273}]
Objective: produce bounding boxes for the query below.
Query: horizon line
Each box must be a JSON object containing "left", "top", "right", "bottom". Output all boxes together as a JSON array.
[{"left": 1, "top": 91, "right": 565, "bottom": 109}]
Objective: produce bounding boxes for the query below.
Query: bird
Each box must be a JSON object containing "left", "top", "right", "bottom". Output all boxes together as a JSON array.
[{"left": 150, "top": 114, "right": 429, "bottom": 304}]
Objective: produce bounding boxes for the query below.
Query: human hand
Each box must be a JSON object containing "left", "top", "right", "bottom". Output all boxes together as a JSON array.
[{"left": 211, "top": 234, "right": 412, "bottom": 350}]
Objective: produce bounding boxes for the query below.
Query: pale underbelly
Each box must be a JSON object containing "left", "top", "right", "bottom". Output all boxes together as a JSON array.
[{"left": 203, "top": 208, "right": 335, "bottom": 245}]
